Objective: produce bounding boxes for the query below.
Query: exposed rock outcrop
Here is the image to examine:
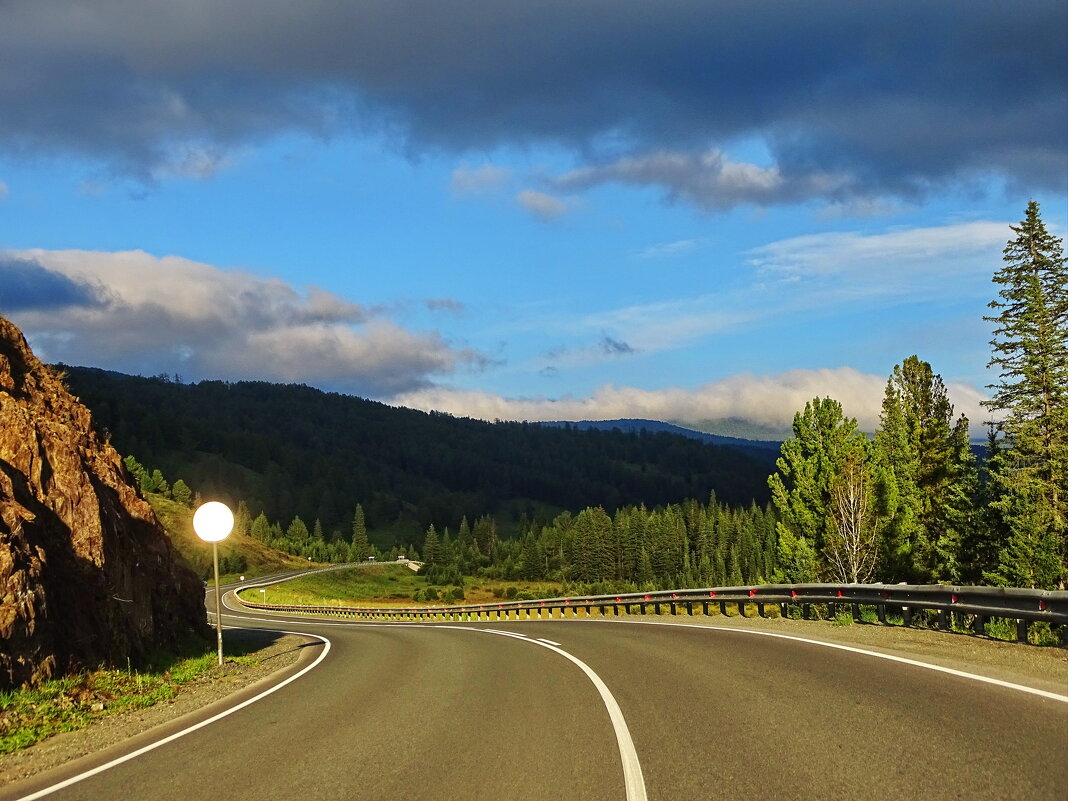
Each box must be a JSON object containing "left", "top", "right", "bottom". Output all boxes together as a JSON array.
[{"left": 0, "top": 316, "right": 208, "bottom": 689}]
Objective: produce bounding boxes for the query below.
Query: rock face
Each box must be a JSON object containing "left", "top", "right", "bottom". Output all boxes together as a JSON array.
[{"left": 0, "top": 316, "right": 208, "bottom": 689}]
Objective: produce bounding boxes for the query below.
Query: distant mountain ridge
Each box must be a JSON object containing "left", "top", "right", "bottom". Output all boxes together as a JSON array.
[{"left": 542, "top": 419, "right": 782, "bottom": 466}]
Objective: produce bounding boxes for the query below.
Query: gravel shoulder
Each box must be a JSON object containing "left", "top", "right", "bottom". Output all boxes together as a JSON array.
[{"left": 0, "top": 629, "right": 307, "bottom": 787}]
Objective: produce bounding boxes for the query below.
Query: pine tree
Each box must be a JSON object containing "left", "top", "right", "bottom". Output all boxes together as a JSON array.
[
  {"left": 251, "top": 512, "right": 271, "bottom": 542},
  {"left": 422, "top": 524, "right": 440, "bottom": 566},
  {"left": 874, "top": 356, "right": 974, "bottom": 582},
  {"left": 983, "top": 201, "right": 1068, "bottom": 588},
  {"left": 768, "top": 397, "right": 873, "bottom": 579},
  {"left": 287, "top": 516, "right": 309, "bottom": 545},
  {"left": 171, "top": 479, "right": 193, "bottom": 507},
  {"left": 350, "top": 504, "right": 371, "bottom": 559}
]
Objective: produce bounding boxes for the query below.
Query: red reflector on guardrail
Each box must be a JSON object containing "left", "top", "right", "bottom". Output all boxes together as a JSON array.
[
  {"left": 836, "top": 590, "right": 843, "bottom": 597},
  {"left": 615, "top": 597, "right": 622, "bottom": 602},
  {"left": 951, "top": 595, "right": 958, "bottom": 603},
  {"left": 1039, "top": 600, "right": 1047, "bottom": 611},
  {"left": 644, "top": 594, "right": 651, "bottom": 601},
  {"left": 709, "top": 591, "right": 716, "bottom": 598},
  {"left": 791, "top": 590, "right": 798, "bottom": 598},
  {"left": 672, "top": 593, "right": 678, "bottom": 599},
  {"left": 881, "top": 592, "right": 890, "bottom": 600},
  {"left": 748, "top": 589, "right": 757, "bottom": 597}
]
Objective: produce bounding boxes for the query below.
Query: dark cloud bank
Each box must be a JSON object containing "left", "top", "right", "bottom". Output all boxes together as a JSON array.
[{"left": 1, "top": 0, "right": 1064, "bottom": 200}]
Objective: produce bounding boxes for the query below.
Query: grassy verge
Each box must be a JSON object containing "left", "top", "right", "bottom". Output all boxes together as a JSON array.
[
  {"left": 147, "top": 493, "right": 310, "bottom": 583},
  {"left": 0, "top": 637, "right": 261, "bottom": 754},
  {"left": 238, "top": 564, "right": 562, "bottom": 608}
]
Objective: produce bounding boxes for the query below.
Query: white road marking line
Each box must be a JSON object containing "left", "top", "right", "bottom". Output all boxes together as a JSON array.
[
  {"left": 535, "top": 638, "right": 561, "bottom": 646},
  {"left": 12, "top": 631, "right": 332, "bottom": 801},
  {"left": 553, "top": 617, "right": 1068, "bottom": 704},
  {"left": 222, "top": 591, "right": 1065, "bottom": 702},
  {"left": 440, "top": 625, "right": 647, "bottom": 801},
  {"left": 483, "top": 628, "right": 527, "bottom": 637}
]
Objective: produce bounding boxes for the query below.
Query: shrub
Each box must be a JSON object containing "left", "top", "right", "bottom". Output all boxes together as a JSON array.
[{"left": 833, "top": 609, "right": 854, "bottom": 627}]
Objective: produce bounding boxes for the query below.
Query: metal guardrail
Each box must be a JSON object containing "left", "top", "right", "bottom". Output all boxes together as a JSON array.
[{"left": 233, "top": 580, "right": 1068, "bottom": 644}]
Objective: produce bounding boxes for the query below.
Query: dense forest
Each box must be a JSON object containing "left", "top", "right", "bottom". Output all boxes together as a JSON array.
[
  {"left": 62, "top": 368, "right": 772, "bottom": 542},
  {"left": 72, "top": 204, "right": 1067, "bottom": 592}
]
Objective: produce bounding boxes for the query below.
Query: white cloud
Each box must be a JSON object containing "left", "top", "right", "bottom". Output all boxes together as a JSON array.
[
  {"left": 555, "top": 149, "right": 853, "bottom": 210},
  {"left": 395, "top": 367, "right": 988, "bottom": 436},
  {"left": 451, "top": 164, "right": 510, "bottom": 195},
  {"left": 516, "top": 189, "right": 568, "bottom": 220},
  {"left": 747, "top": 221, "right": 1010, "bottom": 287},
  {"left": 6, "top": 248, "right": 487, "bottom": 396}
]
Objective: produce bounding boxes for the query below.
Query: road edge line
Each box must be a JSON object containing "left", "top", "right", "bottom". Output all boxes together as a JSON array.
[{"left": 11, "top": 630, "right": 332, "bottom": 801}]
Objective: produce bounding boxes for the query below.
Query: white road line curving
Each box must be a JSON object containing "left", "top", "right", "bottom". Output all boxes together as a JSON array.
[
  {"left": 440, "top": 625, "right": 648, "bottom": 801},
  {"left": 555, "top": 617, "right": 1068, "bottom": 703},
  {"left": 13, "top": 631, "right": 332, "bottom": 801}
]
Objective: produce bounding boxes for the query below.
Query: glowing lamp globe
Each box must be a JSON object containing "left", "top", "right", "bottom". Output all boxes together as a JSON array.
[{"left": 193, "top": 502, "right": 234, "bottom": 543}]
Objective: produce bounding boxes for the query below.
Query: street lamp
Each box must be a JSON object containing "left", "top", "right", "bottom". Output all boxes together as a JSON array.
[{"left": 193, "top": 501, "right": 234, "bottom": 666}]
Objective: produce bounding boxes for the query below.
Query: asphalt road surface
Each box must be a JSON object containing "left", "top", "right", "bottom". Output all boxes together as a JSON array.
[{"left": 6, "top": 595, "right": 1067, "bottom": 801}]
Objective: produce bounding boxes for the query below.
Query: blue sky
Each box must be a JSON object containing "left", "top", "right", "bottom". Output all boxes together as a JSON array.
[{"left": 1, "top": 1, "right": 1065, "bottom": 436}]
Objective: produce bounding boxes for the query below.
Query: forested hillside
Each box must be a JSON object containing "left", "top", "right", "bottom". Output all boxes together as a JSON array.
[{"left": 60, "top": 367, "right": 771, "bottom": 542}]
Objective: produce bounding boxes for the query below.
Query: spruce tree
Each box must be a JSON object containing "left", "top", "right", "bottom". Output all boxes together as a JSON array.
[
  {"left": 874, "top": 356, "right": 974, "bottom": 582},
  {"left": 350, "top": 504, "right": 371, "bottom": 559},
  {"left": 983, "top": 201, "right": 1068, "bottom": 588}
]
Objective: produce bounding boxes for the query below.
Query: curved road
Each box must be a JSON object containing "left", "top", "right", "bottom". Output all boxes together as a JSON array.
[{"left": 5, "top": 590, "right": 1066, "bottom": 800}]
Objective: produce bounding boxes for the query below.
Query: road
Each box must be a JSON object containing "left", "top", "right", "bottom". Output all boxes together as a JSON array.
[{"left": 6, "top": 590, "right": 1067, "bottom": 800}]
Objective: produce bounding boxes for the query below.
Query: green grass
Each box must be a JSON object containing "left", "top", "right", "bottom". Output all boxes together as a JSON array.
[
  {"left": 147, "top": 493, "right": 310, "bottom": 582},
  {"left": 0, "top": 635, "right": 268, "bottom": 754},
  {"left": 237, "top": 564, "right": 563, "bottom": 607}
]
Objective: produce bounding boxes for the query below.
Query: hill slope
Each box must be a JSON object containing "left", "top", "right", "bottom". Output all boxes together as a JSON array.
[
  {"left": 542, "top": 419, "right": 781, "bottom": 466},
  {"left": 60, "top": 367, "right": 773, "bottom": 540}
]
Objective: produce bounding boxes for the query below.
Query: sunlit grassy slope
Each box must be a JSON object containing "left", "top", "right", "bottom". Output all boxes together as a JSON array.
[
  {"left": 237, "top": 564, "right": 562, "bottom": 607},
  {"left": 147, "top": 492, "right": 309, "bottom": 581}
]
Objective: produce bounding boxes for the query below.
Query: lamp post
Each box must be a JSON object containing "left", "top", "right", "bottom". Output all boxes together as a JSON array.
[{"left": 193, "top": 501, "right": 234, "bottom": 666}]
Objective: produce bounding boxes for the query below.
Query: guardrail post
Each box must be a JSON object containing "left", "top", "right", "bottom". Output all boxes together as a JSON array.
[
  {"left": 903, "top": 606, "right": 912, "bottom": 627},
  {"left": 973, "top": 614, "right": 985, "bottom": 635},
  {"left": 720, "top": 600, "right": 728, "bottom": 615},
  {"left": 1016, "top": 619, "right": 1028, "bottom": 643},
  {"left": 877, "top": 604, "right": 887, "bottom": 624},
  {"left": 757, "top": 603, "right": 767, "bottom": 618},
  {"left": 937, "top": 609, "right": 948, "bottom": 630},
  {"left": 828, "top": 602, "right": 837, "bottom": 619},
  {"left": 779, "top": 602, "right": 788, "bottom": 617},
  {"left": 851, "top": 603, "right": 861, "bottom": 621},
  {"left": 802, "top": 603, "right": 811, "bottom": 620},
  {"left": 669, "top": 602, "right": 676, "bottom": 615},
  {"left": 654, "top": 602, "right": 661, "bottom": 615},
  {"left": 686, "top": 602, "right": 693, "bottom": 615},
  {"left": 640, "top": 602, "right": 647, "bottom": 615},
  {"left": 737, "top": 601, "right": 746, "bottom": 617},
  {"left": 703, "top": 601, "right": 710, "bottom": 615}
]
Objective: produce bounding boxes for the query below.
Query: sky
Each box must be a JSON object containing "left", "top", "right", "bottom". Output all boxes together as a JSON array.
[{"left": 1, "top": 0, "right": 1065, "bottom": 438}]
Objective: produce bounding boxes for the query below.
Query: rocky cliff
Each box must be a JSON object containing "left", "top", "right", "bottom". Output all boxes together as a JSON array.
[{"left": 0, "top": 316, "right": 208, "bottom": 689}]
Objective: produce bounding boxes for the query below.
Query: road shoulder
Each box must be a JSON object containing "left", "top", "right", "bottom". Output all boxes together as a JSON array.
[{"left": 0, "top": 629, "right": 313, "bottom": 795}]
